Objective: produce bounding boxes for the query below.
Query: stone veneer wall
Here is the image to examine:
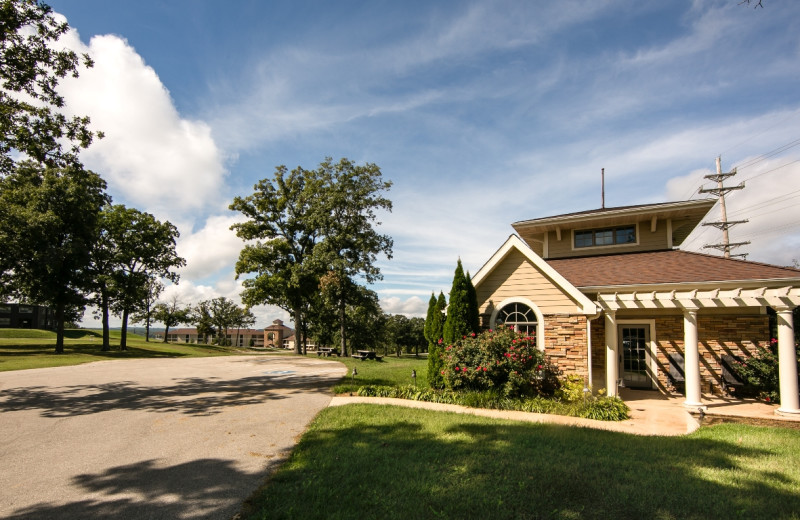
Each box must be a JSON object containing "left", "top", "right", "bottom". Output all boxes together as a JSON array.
[
  {"left": 543, "top": 315, "right": 588, "bottom": 381},
  {"left": 590, "top": 313, "right": 768, "bottom": 394}
]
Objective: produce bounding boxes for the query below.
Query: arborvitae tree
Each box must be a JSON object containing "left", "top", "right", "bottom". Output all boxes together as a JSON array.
[
  {"left": 427, "top": 290, "right": 447, "bottom": 388},
  {"left": 466, "top": 272, "right": 480, "bottom": 334},
  {"left": 424, "top": 293, "right": 436, "bottom": 345},
  {"left": 443, "top": 259, "right": 470, "bottom": 344}
]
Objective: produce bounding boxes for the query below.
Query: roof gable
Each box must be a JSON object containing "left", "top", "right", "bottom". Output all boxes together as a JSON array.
[{"left": 472, "top": 235, "right": 597, "bottom": 314}]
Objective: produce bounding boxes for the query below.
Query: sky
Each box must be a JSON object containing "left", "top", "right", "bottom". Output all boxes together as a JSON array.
[{"left": 44, "top": 0, "right": 800, "bottom": 329}]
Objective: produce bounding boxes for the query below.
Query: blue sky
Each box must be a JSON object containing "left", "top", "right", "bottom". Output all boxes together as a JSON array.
[{"left": 47, "top": 1, "right": 800, "bottom": 327}]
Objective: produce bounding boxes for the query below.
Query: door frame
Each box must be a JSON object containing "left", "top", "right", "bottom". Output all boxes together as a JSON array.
[{"left": 617, "top": 319, "right": 657, "bottom": 389}]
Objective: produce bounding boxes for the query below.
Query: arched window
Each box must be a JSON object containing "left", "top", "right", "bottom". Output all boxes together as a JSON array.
[{"left": 494, "top": 302, "right": 537, "bottom": 336}]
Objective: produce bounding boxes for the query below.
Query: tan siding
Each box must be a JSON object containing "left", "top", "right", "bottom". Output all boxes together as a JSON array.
[
  {"left": 477, "top": 250, "right": 579, "bottom": 314},
  {"left": 545, "top": 220, "right": 671, "bottom": 259}
]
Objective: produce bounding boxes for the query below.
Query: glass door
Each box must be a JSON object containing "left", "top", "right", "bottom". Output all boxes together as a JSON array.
[{"left": 619, "top": 326, "right": 652, "bottom": 389}]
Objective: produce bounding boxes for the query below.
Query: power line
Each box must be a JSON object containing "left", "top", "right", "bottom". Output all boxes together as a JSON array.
[
  {"left": 728, "top": 192, "right": 800, "bottom": 219},
  {"left": 732, "top": 137, "right": 800, "bottom": 171},
  {"left": 738, "top": 159, "right": 800, "bottom": 184}
]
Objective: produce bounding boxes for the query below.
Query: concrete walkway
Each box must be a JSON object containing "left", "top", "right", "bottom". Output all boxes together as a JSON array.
[
  {"left": 330, "top": 387, "right": 800, "bottom": 436},
  {"left": 0, "top": 356, "right": 345, "bottom": 520}
]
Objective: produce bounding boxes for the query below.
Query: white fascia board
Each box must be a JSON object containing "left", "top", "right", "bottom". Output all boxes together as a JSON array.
[
  {"left": 472, "top": 234, "right": 597, "bottom": 314},
  {"left": 578, "top": 278, "right": 800, "bottom": 294}
]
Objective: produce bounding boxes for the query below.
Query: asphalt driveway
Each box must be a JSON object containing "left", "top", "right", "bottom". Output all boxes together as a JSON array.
[{"left": 0, "top": 355, "right": 346, "bottom": 519}]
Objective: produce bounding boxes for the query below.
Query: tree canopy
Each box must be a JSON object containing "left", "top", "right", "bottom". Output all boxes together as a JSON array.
[
  {"left": 102, "top": 205, "right": 184, "bottom": 350},
  {"left": 0, "top": 0, "right": 99, "bottom": 175},
  {"left": 230, "top": 157, "right": 392, "bottom": 355},
  {"left": 0, "top": 161, "right": 108, "bottom": 351}
]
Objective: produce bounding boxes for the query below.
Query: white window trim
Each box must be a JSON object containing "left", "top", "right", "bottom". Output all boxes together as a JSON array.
[
  {"left": 490, "top": 297, "right": 545, "bottom": 351},
  {"left": 571, "top": 222, "right": 640, "bottom": 252}
]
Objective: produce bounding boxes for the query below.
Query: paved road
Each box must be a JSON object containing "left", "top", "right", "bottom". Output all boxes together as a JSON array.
[{"left": 0, "top": 355, "right": 345, "bottom": 519}]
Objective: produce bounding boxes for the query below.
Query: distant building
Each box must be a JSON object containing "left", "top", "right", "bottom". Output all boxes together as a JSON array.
[
  {"left": 155, "top": 319, "right": 298, "bottom": 348},
  {"left": 0, "top": 303, "right": 55, "bottom": 329}
]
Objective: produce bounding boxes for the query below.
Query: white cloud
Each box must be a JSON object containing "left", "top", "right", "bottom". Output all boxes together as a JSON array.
[
  {"left": 57, "top": 29, "right": 228, "bottom": 217},
  {"left": 175, "top": 214, "right": 245, "bottom": 281},
  {"left": 380, "top": 296, "right": 427, "bottom": 317}
]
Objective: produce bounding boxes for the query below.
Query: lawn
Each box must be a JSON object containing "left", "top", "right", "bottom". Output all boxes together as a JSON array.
[
  {"left": 323, "top": 353, "right": 429, "bottom": 393},
  {"left": 240, "top": 404, "right": 800, "bottom": 520},
  {"left": 0, "top": 328, "right": 237, "bottom": 371}
]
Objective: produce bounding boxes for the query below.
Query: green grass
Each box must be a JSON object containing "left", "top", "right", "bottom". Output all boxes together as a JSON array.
[
  {"left": 240, "top": 404, "right": 800, "bottom": 520},
  {"left": 323, "top": 353, "right": 429, "bottom": 393},
  {"left": 0, "top": 328, "right": 236, "bottom": 371}
]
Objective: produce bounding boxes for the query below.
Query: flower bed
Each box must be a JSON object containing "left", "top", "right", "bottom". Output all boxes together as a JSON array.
[{"left": 355, "top": 384, "right": 629, "bottom": 421}]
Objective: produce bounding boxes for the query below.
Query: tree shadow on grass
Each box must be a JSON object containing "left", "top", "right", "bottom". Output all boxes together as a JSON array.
[
  {"left": 243, "top": 404, "right": 800, "bottom": 520},
  {"left": 5, "top": 457, "right": 280, "bottom": 520},
  {"left": 0, "top": 371, "right": 342, "bottom": 417}
]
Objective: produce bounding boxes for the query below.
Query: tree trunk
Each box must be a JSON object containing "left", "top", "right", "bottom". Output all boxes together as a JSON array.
[
  {"left": 120, "top": 308, "right": 129, "bottom": 350},
  {"left": 145, "top": 315, "right": 151, "bottom": 342},
  {"left": 55, "top": 301, "right": 65, "bottom": 354},
  {"left": 101, "top": 285, "right": 111, "bottom": 351},
  {"left": 163, "top": 322, "right": 170, "bottom": 343},
  {"left": 339, "top": 297, "right": 347, "bottom": 357},
  {"left": 293, "top": 308, "right": 303, "bottom": 355}
]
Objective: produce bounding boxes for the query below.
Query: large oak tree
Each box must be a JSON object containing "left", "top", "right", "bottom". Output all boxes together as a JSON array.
[
  {"left": 230, "top": 158, "right": 392, "bottom": 356},
  {"left": 0, "top": 161, "right": 108, "bottom": 352}
]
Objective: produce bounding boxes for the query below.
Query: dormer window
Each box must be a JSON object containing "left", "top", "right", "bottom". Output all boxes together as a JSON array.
[{"left": 575, "top": 225, "right": 636, "bottom": 248}]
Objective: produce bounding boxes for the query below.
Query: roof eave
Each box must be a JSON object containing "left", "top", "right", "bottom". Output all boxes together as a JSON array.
[{"left": 576, "top": 277, "right": 800, "bottom": 293}]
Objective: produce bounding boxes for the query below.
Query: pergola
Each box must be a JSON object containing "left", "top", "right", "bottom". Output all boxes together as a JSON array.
[{"left": 598, "top": 285, "right": 800, "bottom": 415}]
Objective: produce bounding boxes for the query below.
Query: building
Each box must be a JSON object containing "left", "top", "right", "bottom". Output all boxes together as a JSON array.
[
  {"left": 472, "top": 199, "right": 800, "bottom": 415},
  {"left": 0, "top": 303, "right": 55, "bottom": 329},
  {"left": 158, "top": 319, "right": 296, "bottom": 348}
]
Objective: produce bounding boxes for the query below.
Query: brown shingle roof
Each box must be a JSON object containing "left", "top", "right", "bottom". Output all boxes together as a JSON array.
[{"left": 546, "top": 250, "right": 800, "bottom": 288}]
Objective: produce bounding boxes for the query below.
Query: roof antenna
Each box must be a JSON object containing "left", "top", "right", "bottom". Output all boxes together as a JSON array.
[{"left": 601, "top": 168, "right": 605, "bottom": 209}]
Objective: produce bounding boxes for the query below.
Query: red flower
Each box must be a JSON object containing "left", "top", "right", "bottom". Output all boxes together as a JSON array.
[
  {"left": 537, "top": 365, "right": 543, "bottom": 370},
  {"left": 765, "top": 396, "right": 771, "bottom": 402},
  {"left": 441, "top": 371, "right": 445, "bottom": 375},
  {"left": 438, "top": 338, "right": 443, "bottom": 344},
  {"left": 471, "top": 332, "right": 476, "bottom": 337},
  {"left": 483, "top": 367, "right": 487, "bottom": 372},
  {"left": 455, "top": 366, "right": 460, "bottom": 371}
]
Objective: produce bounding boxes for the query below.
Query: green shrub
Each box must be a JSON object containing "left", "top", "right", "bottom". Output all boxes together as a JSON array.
[
  {"left": 578, "top": 396, "right": 629, "bottom": 421},
  {"left": 440, "top": 327, "right": 560, "bottom": 398},
  {"left": 732, "top": 338, "right": 799, "bottom": 403},
  {"left": 354, "top": 384, "right": 629, "bottom": 421},
  {"left": 555, "top": 374, "right": 586, "bottom": 402}
]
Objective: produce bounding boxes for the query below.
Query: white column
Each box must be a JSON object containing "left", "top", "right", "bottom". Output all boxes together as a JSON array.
[
  {"left": 605, "top": 310, "right": 618, "bottom": 397},
  {"left": 683, "top": 307, "right": 703, "bottom": 409},
  {"left": 776, "top": 307, "right": 800, "bottom": 415}
]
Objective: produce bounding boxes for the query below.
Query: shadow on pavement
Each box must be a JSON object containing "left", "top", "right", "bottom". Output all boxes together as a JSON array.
[
  {"left": 5, "top": 457, "right": 283, "bottom": 520},
  {"left": 0, "top": 372, "right": 341, "bottom": 417}
]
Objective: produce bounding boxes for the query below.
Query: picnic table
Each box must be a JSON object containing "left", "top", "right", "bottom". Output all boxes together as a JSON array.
[
  {"left": 316, "top": 347, "right": 338, "bottom": 357},
  {"left": 352, "top": 350, "right": 383, "bottom": 361}
]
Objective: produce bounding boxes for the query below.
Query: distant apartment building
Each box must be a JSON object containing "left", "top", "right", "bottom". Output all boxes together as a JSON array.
[
  {"left": 157, "top": 319, "right": 298, "bottom": 348},
  {"left": 0, "top": 303, "right": 55, "bottom": 329}
]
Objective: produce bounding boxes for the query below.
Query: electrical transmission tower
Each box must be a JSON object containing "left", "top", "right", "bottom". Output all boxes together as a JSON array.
[{"left": 700, "top": 156, "right": 750, "bottom": 259}]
